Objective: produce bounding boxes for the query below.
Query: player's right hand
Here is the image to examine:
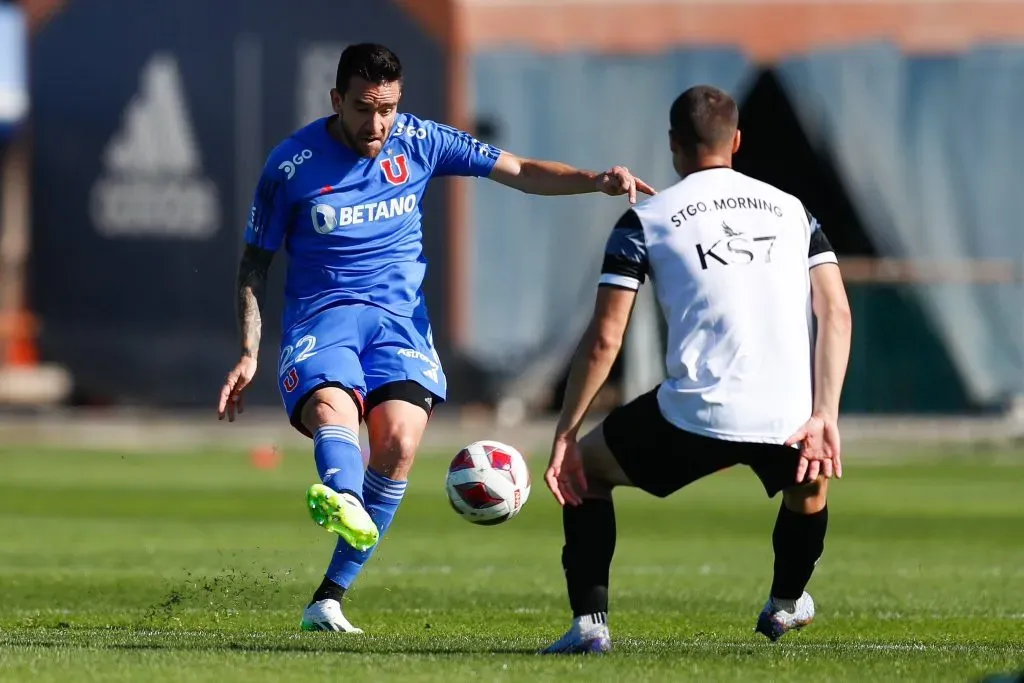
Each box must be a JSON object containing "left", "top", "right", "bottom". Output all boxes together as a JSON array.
[
  {"left": 218, "top": 356, "right": 258, "bottom": 422},
  {"left": 785, "top": 413, "right": 842, "bottom": 483},
  {"left": 595, "top": 165, "right": 657, "bottom": 205},
  {"left": 545, "top": 435, "right": 588, "bottom": 507}
]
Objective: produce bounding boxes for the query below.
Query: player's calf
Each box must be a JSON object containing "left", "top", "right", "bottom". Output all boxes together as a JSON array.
[
  {"left": 756, "top": 477, "right": 828, "bottom": 641},
  {"left": 542, "top": 425, "right": 633, "bottom": 655},
  {"left": 300, "top": 387, "right": 378, "bottom": 552},
  {"left": 319, "top": 391, "right": 428, "bottom": 595},
  {"left": 302, "top": 387, "right": 367, "bottom": 504},
  {"left": 540, "top": 494, "right": 617, "bottom": 656}
]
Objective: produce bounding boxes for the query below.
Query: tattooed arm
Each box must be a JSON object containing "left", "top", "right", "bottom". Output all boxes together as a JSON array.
[
  {"left": 237, "top": 245, "right": 274, "bottom": 360},
  {"left": 219, "top": 245, "right": 275, "bottom": 421},
  {"left": 220, "top": 150, "right": 289, "bottom": 422}
]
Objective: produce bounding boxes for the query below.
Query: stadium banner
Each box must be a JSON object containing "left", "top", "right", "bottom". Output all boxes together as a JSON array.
[{"left": 30, "top": 0, "right": 448, "bottom": 407}]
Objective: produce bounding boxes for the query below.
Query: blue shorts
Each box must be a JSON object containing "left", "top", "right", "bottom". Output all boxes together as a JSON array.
[{"left": 277, "top": 303, "right": 446, "bottom": 434}]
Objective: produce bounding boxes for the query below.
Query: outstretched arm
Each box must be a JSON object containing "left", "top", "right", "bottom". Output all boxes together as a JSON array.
[
  {"left": 488, "top": 152, "right": 656, "bottom": 204},
  {"left": 427, "top": 123, "right": 655, "bottom": 203}
]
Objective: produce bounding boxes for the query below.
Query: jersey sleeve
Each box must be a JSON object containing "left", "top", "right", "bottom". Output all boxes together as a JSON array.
[
  {"left": 244, "top": 160, "right": 290, "bottom": 252},
  {"left": 805, "top": 207, "right": 838, "bottom": 269},
  {"left": 429, "top": 122, "right": 503, "bottom": 178},
  {"left": 599, "top": 209, "right": 649, "bottom": 290}
]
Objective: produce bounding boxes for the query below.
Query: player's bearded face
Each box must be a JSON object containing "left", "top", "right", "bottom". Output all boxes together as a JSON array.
[{"left": 334, "top": 78, "right": 402, "bottom": 159}]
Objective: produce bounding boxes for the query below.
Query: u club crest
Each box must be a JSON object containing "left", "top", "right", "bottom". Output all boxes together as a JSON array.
[{"left": 380, "top": 154, "right": 410, "bottom": 186}]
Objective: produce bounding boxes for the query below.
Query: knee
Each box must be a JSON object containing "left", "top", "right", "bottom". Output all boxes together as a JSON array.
[
  {"left": 575, "top": 425, "right": 631, "bottom": 502},
  {"left": 578, "top": 452, "right": 618, "bottom": 502},
  {"left": 581, "top": 474, "right": 615, "bottom": 502},
  {"left": 783, "top": 476, "right": 828, "bottom": 514},
  {"left": 375, "top": 428, "right": 418, "bottom": 460},
  {"left": 306, "top": 396, "right": 337, "bottom": 428},
  {"left": 301, "top": 389, "right": 359, "bottom": 432},
  {"left": 366, "top": 401, "right": 429, "bottom": 479},
  {"left": 369, "top": 426, "right": 419, "bottom": 477}
]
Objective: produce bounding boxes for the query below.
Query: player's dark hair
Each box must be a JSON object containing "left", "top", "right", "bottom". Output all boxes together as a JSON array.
[
  {"left": 669, "top": 85, "right": 738, "bottom": 156},
  {"left": 335, "top": 43, "right": 403, "bottom": 95}
]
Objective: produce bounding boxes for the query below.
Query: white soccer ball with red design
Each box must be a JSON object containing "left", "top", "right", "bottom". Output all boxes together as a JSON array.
[{"left": 445, "top": 440, "right": 531, "bottom": 525}]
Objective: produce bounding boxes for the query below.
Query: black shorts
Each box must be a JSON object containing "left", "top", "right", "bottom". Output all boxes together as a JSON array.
[{"left": 602, "top": 387, "right": 802, "bottom": 498}]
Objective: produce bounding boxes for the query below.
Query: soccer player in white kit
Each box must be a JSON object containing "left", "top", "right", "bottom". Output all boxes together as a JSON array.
[{"left": 540, "top": 85, "right": 852, "bottom": 653}]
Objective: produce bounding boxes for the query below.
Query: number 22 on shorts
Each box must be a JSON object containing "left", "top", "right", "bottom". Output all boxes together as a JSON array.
[{"left": 280, "top": 335, "right": 317, "bottom": 393}]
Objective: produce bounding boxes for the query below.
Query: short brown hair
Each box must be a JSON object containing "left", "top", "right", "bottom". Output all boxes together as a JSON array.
[{"left": 669, "top": 85, "right": 739, "bottom": 156}]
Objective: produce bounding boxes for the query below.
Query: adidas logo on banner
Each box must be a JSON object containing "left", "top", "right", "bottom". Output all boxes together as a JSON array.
[{"left": 90, "top": 53, "right": 219, "bottom": 239}]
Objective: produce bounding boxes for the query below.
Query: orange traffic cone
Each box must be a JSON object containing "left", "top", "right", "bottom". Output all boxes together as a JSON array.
[{"left": 250, "top": 444, "right": 283, "bottom": 470}]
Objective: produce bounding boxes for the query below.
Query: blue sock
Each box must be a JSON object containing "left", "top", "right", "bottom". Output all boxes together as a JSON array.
[
  {"left": 313, "top": 426, "right": 365, "bottom": 502},
  {"left": 326, "top": 467, "right": 407, "bottom": 588}
]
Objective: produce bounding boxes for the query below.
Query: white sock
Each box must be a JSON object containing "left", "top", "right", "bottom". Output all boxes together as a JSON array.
[
  {"left": 771, "top": 597, "right": 798, "bottom": 613},
  {"left": 574, "top": 612, "right": 608, "bottom": 631}
]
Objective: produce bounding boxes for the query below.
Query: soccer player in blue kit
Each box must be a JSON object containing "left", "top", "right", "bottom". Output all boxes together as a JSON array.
[{"left": 216, "top": 44, "right": 655, "bottom": 632}]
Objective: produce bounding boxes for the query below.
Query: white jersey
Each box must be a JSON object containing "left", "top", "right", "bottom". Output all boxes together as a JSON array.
[{"left": 599, "top": 167, "right": 837, "bottom": 444}]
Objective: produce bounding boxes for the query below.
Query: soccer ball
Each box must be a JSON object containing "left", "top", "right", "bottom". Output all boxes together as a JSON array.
[{"left": 445, "top": 440, "right": 531, "bottom": 525}]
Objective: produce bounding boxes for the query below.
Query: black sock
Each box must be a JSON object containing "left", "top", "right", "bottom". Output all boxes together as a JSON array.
[
  {"left": 309, "top": 576, "right": 346, "bottom": 606},
  {"left": 561, "top": 498, "right": 616, "bottom": 617},
  {"left": 771, "top": 503, "right": 828, "bottom": 600}
]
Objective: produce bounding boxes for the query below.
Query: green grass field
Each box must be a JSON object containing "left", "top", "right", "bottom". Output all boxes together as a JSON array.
[{"left": 0, "top": 443, "right": 1022, "bottom": 682}]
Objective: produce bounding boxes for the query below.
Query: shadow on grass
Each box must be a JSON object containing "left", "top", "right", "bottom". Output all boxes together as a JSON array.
[{"left": 1, "top": 627, "right": 543, "bottom": 656}]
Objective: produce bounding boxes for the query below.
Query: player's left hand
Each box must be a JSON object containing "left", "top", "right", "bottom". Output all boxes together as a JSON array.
[
  {"left": 545, "top": 435, "right": 588, "bottom": 507},
  {"left": 218, "top": 356, "right": 258, "bottom": 422},
  {"left": 596, "top": 166, "right": 657, "bottom": 204},
  {"left": 786, "top": 414, "right": 842, "bottom": 483}
]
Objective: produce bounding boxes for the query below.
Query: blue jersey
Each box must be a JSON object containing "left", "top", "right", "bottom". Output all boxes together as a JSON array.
[{"left": 245, "top": 114, "right": 502, "bottom": 329}]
